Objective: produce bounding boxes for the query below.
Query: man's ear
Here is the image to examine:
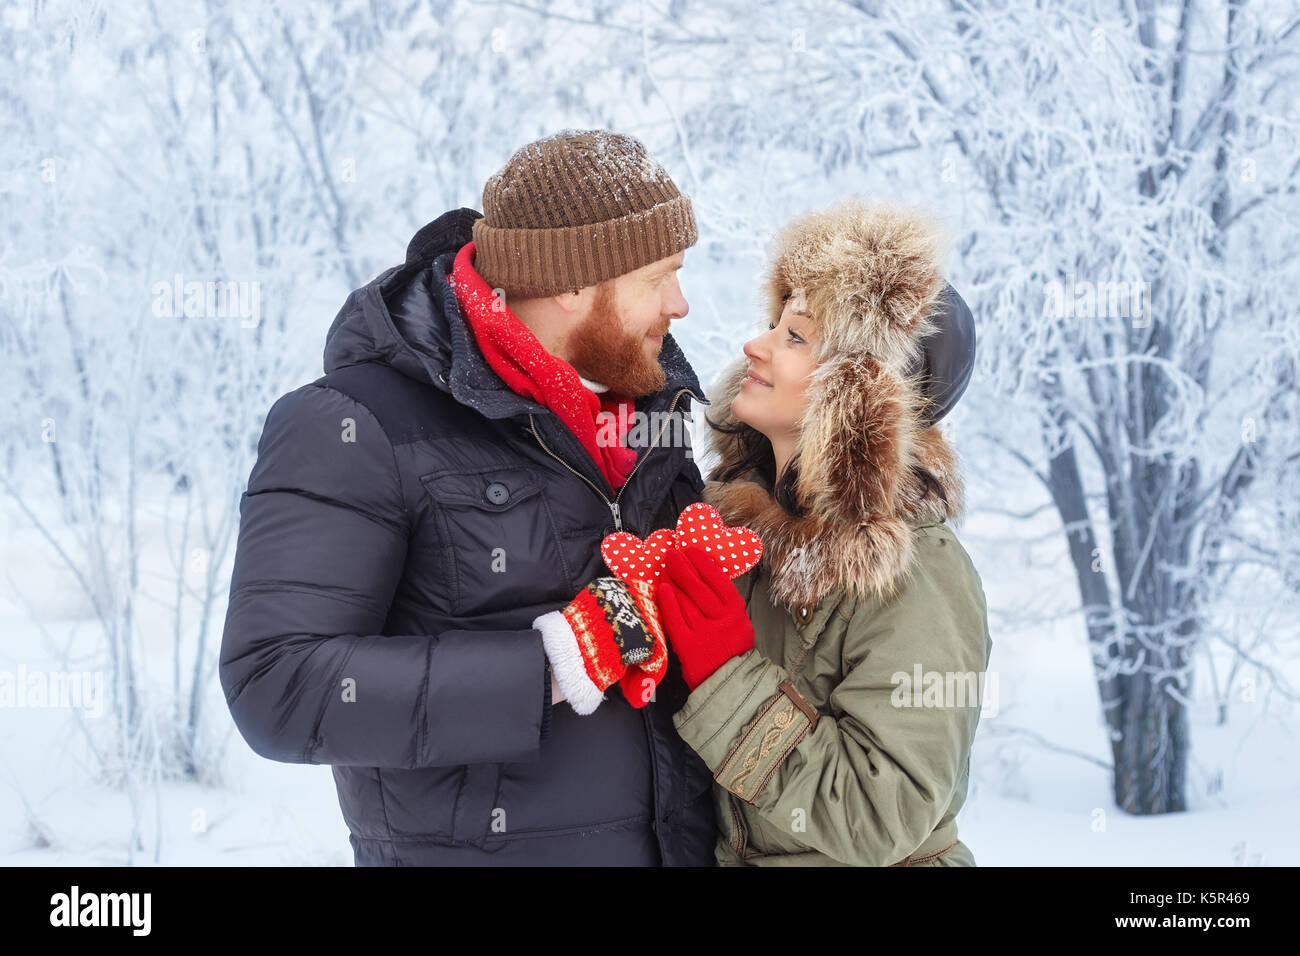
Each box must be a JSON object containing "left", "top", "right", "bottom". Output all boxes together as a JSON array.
[{"left": 553, "top": 288, "right": 587, "bottom": 314}]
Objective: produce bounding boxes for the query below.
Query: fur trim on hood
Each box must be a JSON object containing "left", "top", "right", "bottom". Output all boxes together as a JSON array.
[{"left": 701, "top": 198, "right": 966, "bottom": 612}]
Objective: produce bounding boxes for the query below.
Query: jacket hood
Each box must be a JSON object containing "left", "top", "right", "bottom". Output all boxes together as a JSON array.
[
  {"left": 701, "top": 198, "right": 965, "bottom": 612},
  {"left": 321, "top": 207, "right": 706, "bottom": 421}
]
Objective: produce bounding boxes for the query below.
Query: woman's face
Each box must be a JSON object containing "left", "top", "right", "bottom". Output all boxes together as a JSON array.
[{"left": 731, "top": 289, "right": 820, "bottom": 439}]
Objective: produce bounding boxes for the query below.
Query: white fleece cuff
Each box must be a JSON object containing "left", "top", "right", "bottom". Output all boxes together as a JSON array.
[{"left": 533, "top": 609, "right": 606, "bottom": 716}]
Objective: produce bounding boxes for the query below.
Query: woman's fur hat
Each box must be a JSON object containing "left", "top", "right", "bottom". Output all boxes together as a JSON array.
[{"left": 702, "top": 197, "right": 966, "bottom": 612}]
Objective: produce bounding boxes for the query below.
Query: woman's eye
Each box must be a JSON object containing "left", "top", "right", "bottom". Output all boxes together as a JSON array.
[{"left": 767, "top": 322, "right": 802, "bottom": 343}]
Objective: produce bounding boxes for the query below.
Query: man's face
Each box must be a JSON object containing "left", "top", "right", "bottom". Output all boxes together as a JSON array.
[{"left": 565, "top": 252, "right": 688, "bottom": 398}]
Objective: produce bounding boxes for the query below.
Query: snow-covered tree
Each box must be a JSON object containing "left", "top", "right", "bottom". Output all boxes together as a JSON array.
[{"left": 631, "top": 0, "right": 1300, "bottom": 814}]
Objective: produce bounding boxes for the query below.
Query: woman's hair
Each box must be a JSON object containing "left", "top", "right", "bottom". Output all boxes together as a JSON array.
[
  {"left": 704, "top": 414, "right": 809, "bottom": 518},
  {"left": 912, "top": 461, "right": 950, "bottom": 512},
  {"left": 704, "top": 386, "right": 951, "bottom": 523}
]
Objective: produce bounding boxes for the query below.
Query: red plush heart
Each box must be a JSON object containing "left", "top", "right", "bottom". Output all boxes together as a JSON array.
[
  {"left": 600, "top": 528, "right": 680, "bottom": 584},
  {"left": 600, "top": 503, "right": 763, "bottom": 585},
  {"left": 673, "top": 502, "right": 763, "bottom": 579}
]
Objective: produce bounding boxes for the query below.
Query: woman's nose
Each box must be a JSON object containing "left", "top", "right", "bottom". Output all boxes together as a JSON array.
[{"left": 743, "top": 337, "right": 765, "bottom": 362}]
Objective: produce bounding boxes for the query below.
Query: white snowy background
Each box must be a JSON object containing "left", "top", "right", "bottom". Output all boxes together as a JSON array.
[{"left": 1, "top": 0, "right": 1297, "bottom": 865}]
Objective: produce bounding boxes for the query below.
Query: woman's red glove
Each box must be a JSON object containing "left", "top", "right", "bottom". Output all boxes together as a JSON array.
[{"left": 657, "top": 546, "right": 756, "bottom": 693}]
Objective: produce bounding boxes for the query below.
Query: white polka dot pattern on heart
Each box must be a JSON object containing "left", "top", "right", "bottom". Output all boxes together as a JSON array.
[
  {"left": 600, "top": 528, "right": 679, "bottom": 583},
  {"left": 672, "top": 502, "right": 763, "bottom": 579},
  {"left": 599, "top": 503, "right": 763, "bottom": 585}
]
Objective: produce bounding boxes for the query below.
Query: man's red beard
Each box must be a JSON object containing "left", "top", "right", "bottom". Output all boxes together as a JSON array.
[{"left": 566, "top": 282, "right": 669, "bottom": 398}]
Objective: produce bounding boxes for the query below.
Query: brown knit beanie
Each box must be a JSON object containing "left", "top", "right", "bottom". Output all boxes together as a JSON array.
[{"left": 472, "top": 128, "right": 698, "bottom": 299}]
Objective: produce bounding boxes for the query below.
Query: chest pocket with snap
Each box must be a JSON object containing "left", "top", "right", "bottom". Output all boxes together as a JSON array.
[{"left": 420, "top": 466, "right": 571, "bottom": 618}]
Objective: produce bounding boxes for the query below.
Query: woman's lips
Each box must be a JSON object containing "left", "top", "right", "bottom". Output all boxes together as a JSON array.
[{"left": 743, "top": 370, "right": 773, "bottom": 387}]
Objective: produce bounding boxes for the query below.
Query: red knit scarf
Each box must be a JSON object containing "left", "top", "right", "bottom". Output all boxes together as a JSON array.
[{"left": 450, "top": 240, "right": 639, "bottom": 491}]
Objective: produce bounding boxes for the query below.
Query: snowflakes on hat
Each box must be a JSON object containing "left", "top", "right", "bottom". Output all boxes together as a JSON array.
[{"left": 600, "top": 502, "right": 763, "bottom": 586}]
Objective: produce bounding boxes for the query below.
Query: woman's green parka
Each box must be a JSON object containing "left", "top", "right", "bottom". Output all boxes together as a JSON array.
[
  {"left": 672, "top": 505, "right": 991, "bottom": 866},
  {"left": 673, "top": 199, "right": 992, "bottom": 866}
]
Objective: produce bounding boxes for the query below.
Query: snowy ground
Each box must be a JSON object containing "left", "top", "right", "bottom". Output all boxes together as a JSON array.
[
  {"left": 1, "top": 477, "right": 1295, "bottom": 867},
  {"left": 956, "top": 500, "right": 1298, "bottom": 867}
]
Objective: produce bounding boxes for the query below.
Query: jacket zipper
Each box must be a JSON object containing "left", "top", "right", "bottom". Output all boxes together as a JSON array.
[
  {"left": 528, "top": 387, "right": 693, "bottom": 533},
  {"left": 530, "top": 386, "right": 697, "bottom": 863}
]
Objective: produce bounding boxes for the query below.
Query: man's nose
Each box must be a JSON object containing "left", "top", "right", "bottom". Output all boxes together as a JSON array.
[{"left": 665, "top": 279, "right": 689, "bottom": 322}]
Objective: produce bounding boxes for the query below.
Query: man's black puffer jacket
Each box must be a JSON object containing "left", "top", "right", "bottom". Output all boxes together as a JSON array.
[{"left": 218, "top": 207, "right": 718, "bottom": 865}]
